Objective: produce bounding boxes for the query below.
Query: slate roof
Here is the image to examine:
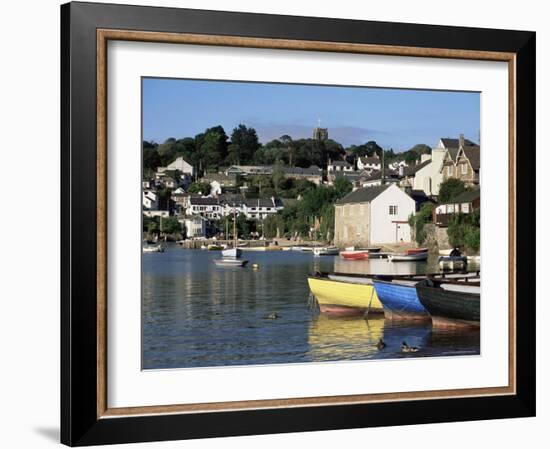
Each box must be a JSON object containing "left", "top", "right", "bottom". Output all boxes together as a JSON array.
[
  {"left": 336, "top": 185, "right": 391, "bottom": 204},
  {"left": 363, "top": 169, "right": 400, "bottom": 182},
  {"left": 403, "top": 160, "right": 431, "bottom": 176},
  {"left": 440, "top": 138, "right": 478, "bottom": 161},
  {"left": 244, "top": 198, "right": 276, "bottom": 208},
  {"left": 440, "top": 138, "right": 477, "bottom": 148},
  {"left": 330, "top": 160, "right": 352, "bottom": 167},
  {"left": 189, "top": 197, "right": 220, "bottom": 206},
  {"left": 444, "top": 188, "right": 481, "bottom": 205},
  {"left": 283, "top": 165, "right": 322, "bottom": 175},
  {"left": 462, "top": 145, "right": 480, "bottom": 170}
]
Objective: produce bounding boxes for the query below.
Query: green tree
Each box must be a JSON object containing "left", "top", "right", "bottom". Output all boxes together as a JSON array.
[
  {"left": 143, "top": 144, "right": 161, "bottom": 175},
  {"left": 226, "top": 143, "right": 242, "bottom": 165},
  {"left": 198, "top": 126, "right": 228, "bottom": 171},
  {"left": 161, "top": 217, "right": 182, "bottom": 234},
  {"left": 157, "top": 137, "right": 177, "bottom": 166},
  {"left": 438, "top": 178, "right": 468, "bottom": 203},
  {"left": 187, "top": 182, "right": 211, "bottom": 194},
  {"left": 230, "top": 124, "right": 260, "bottom": 164},
  {"left": 333, "top": 176, "right": 353, "bottom": 199}
]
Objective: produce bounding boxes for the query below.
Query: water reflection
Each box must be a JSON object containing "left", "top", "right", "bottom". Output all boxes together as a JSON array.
[{"left": 142, "top": 244, "right": 479, "bottom": 369}]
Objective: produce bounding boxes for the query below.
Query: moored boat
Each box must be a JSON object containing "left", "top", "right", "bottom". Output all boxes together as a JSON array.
[
  {"left": 407, "top": 247, "right": 429, "bottom": 255},
  {"left": 438, "top": 255, "right": 468, "bottom": 270},
  {"left": 213, "top": 258, "right": 249, "bottom": 267},
  {"left": 388, "top": 252, "right": 428, "bottom": 262},
  {"left": 373, "top": 279, "right": 430, "bottom": 321},
  {"left": 340, "top": 250, "right": 370, "bottom": 260},
  {"left": 142, "top": 244, "right": 164, "bottom": 253},
  {"left": 340, "top": 247, "right": 381, "bottom": 260},
  {"left": 416, "top": 279, "right": 480, "bottom": 328},
  {"left": 222, "top": 206, "right": 243, "bottom": 259},
  {"left": 207, "top": 243, "right": 225, "bottom": 250},
  {"left": 307, "top": 273, "right": 383, "bottom": 316},
  {"left": 313, "top": 246, "right": 339, "bottom": 256},
  {"left": 221, "top": 247, "right": 242, "bottom": 258}
]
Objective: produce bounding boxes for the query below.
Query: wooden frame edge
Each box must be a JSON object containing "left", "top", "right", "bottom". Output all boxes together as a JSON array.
[{"left": 96, "top": 28, "right": 517, "bottom": 419}]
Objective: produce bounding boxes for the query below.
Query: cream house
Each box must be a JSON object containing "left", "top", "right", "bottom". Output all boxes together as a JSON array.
[{"left": 334, "top": 184, "right": 415, "bottom": 247}]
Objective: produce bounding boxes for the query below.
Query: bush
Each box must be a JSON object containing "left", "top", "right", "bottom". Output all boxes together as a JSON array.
[
  {"left": 409, "top": 203, "right": 434, "bottom": 245},
  {"left": 438, "top": 178, "right": 468, "bottom": 203},
  {"left": 447, "top": 209, "right": 480, "bottom": 251}
]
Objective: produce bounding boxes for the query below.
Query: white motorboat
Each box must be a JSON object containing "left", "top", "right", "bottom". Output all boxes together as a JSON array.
[
  {"left": 222, "top": 247, "right": 242, "bottom": 258},
  {"left": 143, "top": 244, "right": 164, "bottom": 253},
  {"left": 213, "top": 258, "right": 249, "bottom": 267}
]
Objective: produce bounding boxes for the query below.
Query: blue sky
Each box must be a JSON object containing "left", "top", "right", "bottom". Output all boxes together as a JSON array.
[{"left": 142, "top": 78, "right": 479, "bottom": 152}]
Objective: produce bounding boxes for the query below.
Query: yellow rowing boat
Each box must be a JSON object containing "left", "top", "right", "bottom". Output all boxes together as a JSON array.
[{"left": 307, "top": 275, "right": 384, "bottom": 316}]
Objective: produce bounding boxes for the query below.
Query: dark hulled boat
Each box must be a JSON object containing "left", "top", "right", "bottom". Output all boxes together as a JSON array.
[{"left": 416, "top": 279, "right": 480, "bottom": 328}]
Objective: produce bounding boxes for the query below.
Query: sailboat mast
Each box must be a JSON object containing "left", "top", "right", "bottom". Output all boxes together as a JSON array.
[{"left": 233, "top": 204, "right": 237, "bottom": 247}]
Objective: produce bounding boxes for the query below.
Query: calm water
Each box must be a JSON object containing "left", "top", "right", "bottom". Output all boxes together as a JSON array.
[{"left": 142, "top": 244, "right": 480, "bottom": 369}]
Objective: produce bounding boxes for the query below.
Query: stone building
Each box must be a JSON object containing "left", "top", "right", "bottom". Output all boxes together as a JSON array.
[{"left": 334, "top": 184, "right": 415, "bottom": 247}]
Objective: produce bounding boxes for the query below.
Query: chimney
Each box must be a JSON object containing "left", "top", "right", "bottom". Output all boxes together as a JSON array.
[
  {"left": 398, "top": 165, "right": 404, "bottom": 177},
  {"left": 459, "top": 133, "right": 464, "bottom": 149}
]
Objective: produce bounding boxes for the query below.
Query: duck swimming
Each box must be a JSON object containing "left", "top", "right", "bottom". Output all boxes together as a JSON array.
[
  {"left": 376, "top": 338, "right": 386, "bottom": 350},
  {"left": 401, "top": 341, "right": 419, "bottom": 353}
]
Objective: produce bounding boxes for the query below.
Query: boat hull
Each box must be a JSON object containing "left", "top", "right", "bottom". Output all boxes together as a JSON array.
[
  {"left": 438, "top": 256, "right": 467, "bottom": 270},
  {"left": 313, "top": 247, "right": 339, "bottom": 256},
  {"left": 407, "top": 248, "right": 429, "bottom": 255},
  {"left": 416, "top": 283, "right": 480, "bottom": 328},
  {"left": 307, "top": 277, "right": 383, "bottom": 316},
  {"left": 389, "top": 252, "right": 428, "bottom": 262},
  {"left": 213, "top": 258, "right": 249, "bottom": 267},
  {"left": 373, "top": 280, "right": 430, "bottom": 321},
  {"left": 340, "top": 251, "right": 370, "bottom": 260}
]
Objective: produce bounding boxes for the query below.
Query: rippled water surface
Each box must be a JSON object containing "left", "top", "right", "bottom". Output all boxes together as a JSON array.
[{"left": 142, "top": 244, "right": 480, "bottom": 369}]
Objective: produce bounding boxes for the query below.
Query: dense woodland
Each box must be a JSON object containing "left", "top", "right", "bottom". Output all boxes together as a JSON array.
[{"left": 143, "top": 124, "right": 432, "bottom": 177}]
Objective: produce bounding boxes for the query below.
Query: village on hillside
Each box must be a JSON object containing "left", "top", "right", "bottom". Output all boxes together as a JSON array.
[{"left": 142, "top": 125, "right": 480, "bottom": 253}]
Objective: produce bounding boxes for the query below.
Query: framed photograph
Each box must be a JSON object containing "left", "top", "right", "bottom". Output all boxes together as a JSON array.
[{"left": 61, "top": 1, "right": 535, "bottom": 446}]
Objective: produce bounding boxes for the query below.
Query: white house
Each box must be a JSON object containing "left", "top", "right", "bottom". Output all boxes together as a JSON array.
[
  {"left": 357, "top": 155, "right": 382, "bottom": 171},
  {"left": 388, "top": 160, "right": 409, "bottom": 171},
  {"left": 327, "top": 159, "right": 354, "bottom": 173},
  {"left": 243, "top": 197, "right": 283, "bottom": 220},
  {"left": 412, "top": 150, "right": 447, "bottom": 195},
  {"left": 142, "top": 190, "right": 158, "bottom": 210},
  {"left": 187, "top": 197, "right": 222, "bottom": 220},
  {"left": 334, "top": 184, "right": 415, "bottom": 246},
  {"left": 183, "top": 215, "right": 208, "bottom": 238}
]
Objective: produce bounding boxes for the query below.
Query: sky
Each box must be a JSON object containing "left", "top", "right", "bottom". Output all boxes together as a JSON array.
[{"left": 142, "top": 78, "right": 480, "bottom": 152}]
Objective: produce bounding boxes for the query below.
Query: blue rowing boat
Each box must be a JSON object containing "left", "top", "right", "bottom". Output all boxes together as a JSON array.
[{"left": 373, "top": 279, "right": 430, "bottom": 321}]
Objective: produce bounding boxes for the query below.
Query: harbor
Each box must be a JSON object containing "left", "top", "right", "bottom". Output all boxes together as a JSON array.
[{"left": 142, "top": 243, "right": 480, "bottom": 369}]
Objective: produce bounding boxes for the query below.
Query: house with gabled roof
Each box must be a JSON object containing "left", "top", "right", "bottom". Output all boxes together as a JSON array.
[
  {"left": 357, "top": 154, "right": 382, "bottom": 171},
  {"left": 334, "top": 184, "right": 415, "bottom": 246},
  {"left": 439, "top": 134, "right": 480, "bottom": 186}
]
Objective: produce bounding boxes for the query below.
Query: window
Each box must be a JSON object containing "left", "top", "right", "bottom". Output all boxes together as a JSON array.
[
  {"left": 447, "top": 165, "right": 453, "bottom": 176},
  {"left": 461, "top": 163, "right": 468, "bottom": 175},
  {"left": 389, "top": 205, "right": 398, "bottom": 215}
]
